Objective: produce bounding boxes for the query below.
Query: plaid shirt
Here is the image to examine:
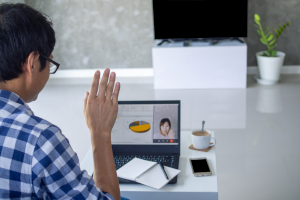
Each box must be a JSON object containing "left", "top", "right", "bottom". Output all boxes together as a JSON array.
[{"left": 0, "top": 90, "right": 114, "bottom": 200}]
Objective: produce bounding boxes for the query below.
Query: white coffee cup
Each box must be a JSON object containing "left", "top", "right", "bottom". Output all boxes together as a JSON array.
[{"left": 191, "top": 129, "right": 216, "bottom": 150}]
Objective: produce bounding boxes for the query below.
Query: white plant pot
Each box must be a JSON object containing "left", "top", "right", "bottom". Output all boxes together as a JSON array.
[{"left": 256, "top": 51, "right": 285, "bottom": 84}]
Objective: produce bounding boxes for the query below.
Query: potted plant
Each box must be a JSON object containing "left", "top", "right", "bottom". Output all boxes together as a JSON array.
[{"left": 254, "top": 14, "right": 290, "bottom": 85}]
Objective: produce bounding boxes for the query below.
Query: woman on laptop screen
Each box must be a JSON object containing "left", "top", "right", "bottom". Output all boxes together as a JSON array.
[{"left": 154, "top": 118, "right": 175, "bottom": 140}]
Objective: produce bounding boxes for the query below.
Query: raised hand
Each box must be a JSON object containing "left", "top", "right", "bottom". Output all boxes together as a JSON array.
[
  {"left": 167, "top": 129, "right": 175, "bottom": 139},
  {"left": 83, "top": 68, "right": 120, "bottom": 136},
  {"left": 83, "top": 68, "right": 121, "bottom": 200}
]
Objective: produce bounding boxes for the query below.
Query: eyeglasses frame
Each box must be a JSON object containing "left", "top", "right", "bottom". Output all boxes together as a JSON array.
[{"left": 40, "top": 54, "right": 60, "bottom": 74}]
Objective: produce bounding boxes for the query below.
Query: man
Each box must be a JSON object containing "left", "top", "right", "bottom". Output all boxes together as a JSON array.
[{"left": 0, "top": 3, "right": 121, "bottom": 200}]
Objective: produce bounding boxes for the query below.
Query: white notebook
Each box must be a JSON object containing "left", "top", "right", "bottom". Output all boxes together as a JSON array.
[{"left": 117, "top": 158, "right": 181, "bottom": 189}]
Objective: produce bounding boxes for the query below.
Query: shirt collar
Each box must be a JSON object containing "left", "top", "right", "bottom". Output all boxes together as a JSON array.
[{"left": 0, "top": 89, "right": 31, "bottom": 110}]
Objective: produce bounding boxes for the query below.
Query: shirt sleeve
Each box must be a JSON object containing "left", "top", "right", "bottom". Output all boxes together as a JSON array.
[{"left": 31, "top": 125, "right": 115, "bottom": 200}]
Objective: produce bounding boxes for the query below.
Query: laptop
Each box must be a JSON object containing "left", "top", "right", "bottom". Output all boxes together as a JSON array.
[{"left": 112, "top": 100, "right": 181, "bottom": 184}]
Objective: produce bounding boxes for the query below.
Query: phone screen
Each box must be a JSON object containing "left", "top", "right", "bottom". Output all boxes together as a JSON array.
[{"left": 191, "top": 159, "right": 210, "bottom": 173}]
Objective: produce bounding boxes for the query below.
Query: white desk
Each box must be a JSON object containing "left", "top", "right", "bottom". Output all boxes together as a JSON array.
[{"left": 80, "top": 131, "right": 218, "bottom": 200}]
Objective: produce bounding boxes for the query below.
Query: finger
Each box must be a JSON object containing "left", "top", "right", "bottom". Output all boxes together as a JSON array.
[
  {"left": 112, "top": 82, "right": 120, "bottom": 105},
  {"left": 83, "top": 91, "right": 89, "bottom": 113},
  {"left": 89, "top": 71, "right": 100, "bottom": 98},
  {"left": 106, "top": 72, "right": 116, "bottom": 102},
  {"left": 98, "top": 68, "right": 110, "bottom": 100}
]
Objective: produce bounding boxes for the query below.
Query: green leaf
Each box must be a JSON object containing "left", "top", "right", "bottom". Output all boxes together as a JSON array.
[
  {"left": 287, "top": 22, "right": 290, "bottom": 26},
  {"left": 274, "top": 29, "right": 278, "bottom": 34},
  {"left": 262, "top": 52, "right": 269, "bottom": 57},
  {"left": 283, "top": 24, "right": 286, "bottom": 28},
  {"left": 269, "top": 39, "right": 276, "bottom": 45},
  {"left": 257, "top": 30, "right": 262, "bottom": 36},
  {"left": 260, "top": 37, "right": 267, "bottom": 45},
  {"left": 267, "top": 34, "right": 273, "bottom": 41},
  {"left": 255, "top": 19, "right": 260, "bottom": 25},
  {"left": 254, "top": 14, "right": 260, "bottom": 21},
  {"left": 267, "top": 50, "right": 272, "bottom": 55},
  {"left": 271, "top": 44, "right": 277, "bottom": 49},
  {"left": 279, "top": 26, "right": 283, "bottom": 31},
  {"left": 271, "top": 51, "right": 277, "bottom": 57},
  {"left": 278, "top": 30, "right": 282, "bottom": 36},
  {"left": 263, "top": 27, "right": 269, "bottom": 32},
  {"left": 266, "top": 32, "right": 272, "bottom": 38}
]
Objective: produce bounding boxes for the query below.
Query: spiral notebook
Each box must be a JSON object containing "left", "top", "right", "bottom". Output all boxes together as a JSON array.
[{"left": 117, "top": 158, "right": 181, "bottom": 189}]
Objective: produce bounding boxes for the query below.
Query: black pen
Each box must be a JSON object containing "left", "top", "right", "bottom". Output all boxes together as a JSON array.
[{"left": 158, "top": 162, "right": 169, "bottom": 180}]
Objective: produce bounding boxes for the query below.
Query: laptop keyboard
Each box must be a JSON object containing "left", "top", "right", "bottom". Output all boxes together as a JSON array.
[{"left": 114, "top": 155, "right": 176, "bottom": 170}]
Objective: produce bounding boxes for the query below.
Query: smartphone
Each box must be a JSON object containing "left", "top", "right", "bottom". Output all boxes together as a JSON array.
[{"left": 189, "top": 157, "right": 212, "bottom": 177}]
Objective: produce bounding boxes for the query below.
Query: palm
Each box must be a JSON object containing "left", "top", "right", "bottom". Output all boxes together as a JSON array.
[{"left": 167, "top": 129, "right": 175, "bottom": 139}]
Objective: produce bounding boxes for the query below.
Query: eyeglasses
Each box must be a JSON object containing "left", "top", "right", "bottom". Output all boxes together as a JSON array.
[{"left": 40, "top": 54, "right": 60, "bottom": 74}]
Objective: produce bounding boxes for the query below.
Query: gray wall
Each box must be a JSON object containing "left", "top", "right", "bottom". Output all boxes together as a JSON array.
[
  {"left": 2, "top": 0, "right": 300, "bottom": 68},
  {"left": 24, "top": 0, "right": 154, "bottom": 69}
]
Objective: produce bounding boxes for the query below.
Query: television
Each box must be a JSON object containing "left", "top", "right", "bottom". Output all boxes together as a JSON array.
[{"left": 152, "top": 0, "right": 248, "bottom": 40}]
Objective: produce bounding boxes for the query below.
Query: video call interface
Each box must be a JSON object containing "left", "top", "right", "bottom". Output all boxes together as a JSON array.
[{"left": 111, "top": 104, "right": 179, "bottom": 145}]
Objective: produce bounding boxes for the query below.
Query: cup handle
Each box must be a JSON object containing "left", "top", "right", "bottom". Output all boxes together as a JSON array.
[{"left": 209, "top": 137, "right": 216, "bottom": 147}]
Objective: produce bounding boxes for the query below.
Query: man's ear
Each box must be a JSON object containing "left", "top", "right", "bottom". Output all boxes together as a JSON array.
[{"left": 22, "top": 51, "right": 40, "bottom": 76}]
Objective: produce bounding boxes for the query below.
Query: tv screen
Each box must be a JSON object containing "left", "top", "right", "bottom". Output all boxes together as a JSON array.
[{"left": 153, "top": 0, "right": 248, "bottom": 39}]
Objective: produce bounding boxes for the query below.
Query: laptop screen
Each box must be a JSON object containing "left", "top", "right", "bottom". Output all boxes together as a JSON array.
[{"left": 111, "top": 103, "right": 179, "bottom": 145}]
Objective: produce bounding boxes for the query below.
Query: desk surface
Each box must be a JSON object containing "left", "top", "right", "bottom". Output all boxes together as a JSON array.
[{"left": 80, "top": 131, "right": 218, "bottom": 199}]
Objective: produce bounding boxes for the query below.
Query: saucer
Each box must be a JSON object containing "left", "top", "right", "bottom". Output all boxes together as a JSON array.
[
  {"left": 189, "top": 144, "right": 214, "bottom": 152},
  {"left": 254, "top": 75, "right": 279, "bottom": 85}
]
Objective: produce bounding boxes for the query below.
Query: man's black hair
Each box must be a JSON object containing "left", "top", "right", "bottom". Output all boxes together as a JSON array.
[{"left": 0, "top": 3, "right": 55, "bottom": 82}]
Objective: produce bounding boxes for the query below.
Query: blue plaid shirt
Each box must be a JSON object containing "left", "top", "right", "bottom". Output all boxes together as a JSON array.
[{"left": 0, "top": 90, "right": 114, "bottom": 200}]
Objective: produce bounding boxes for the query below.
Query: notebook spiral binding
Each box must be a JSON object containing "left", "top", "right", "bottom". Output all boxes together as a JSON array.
[{"left": 136, "top": 163, "right": 158, "bottom": 180}]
